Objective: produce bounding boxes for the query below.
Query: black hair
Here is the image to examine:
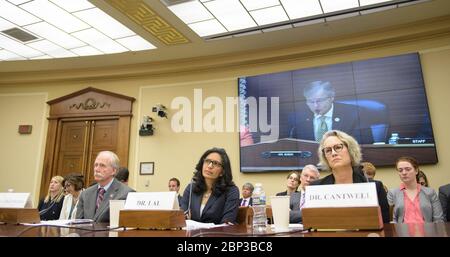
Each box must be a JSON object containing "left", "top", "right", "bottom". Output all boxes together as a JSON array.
[{"left": 192, "top": 147, "right": 235, "bottom": 196}]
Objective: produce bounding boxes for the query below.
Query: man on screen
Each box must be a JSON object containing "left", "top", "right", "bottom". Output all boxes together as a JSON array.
[{"left": 288, "top": 80, "right": 373, "bottom": 144}]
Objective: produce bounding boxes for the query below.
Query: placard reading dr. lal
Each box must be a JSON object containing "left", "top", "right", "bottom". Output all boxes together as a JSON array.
[
  {"left": 304, "top": 183, "right": 378, "bottom": 208},
  {"left": 124, "top": 192, "right": 179, "bottom": 210}
]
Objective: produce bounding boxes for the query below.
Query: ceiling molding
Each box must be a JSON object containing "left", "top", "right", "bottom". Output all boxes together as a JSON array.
[
  {"left": 1, "top": 15, "right": 450, "bottom": 86},
  {"left": 105, "top": 0, "right": 190, "bottom": 45}
]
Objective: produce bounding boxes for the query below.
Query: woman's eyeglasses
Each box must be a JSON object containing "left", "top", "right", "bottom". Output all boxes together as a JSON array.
[
  {"left": 322, "top": 143, "right": 345, "bottom": 156},
  {"left": 204, "top": 159, "right": 223, "bottom": 168}
]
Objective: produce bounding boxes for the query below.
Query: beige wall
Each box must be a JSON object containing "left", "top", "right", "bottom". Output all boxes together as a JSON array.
[
  {"left": 0, "top": 93, "right": 47, "bottom": 204},
  {"left": 1, "top": 45, "right": 450, "bottom": 207}
]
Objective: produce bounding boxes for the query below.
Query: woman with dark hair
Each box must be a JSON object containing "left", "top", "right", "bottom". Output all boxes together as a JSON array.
[
  {"left": 388, "top": 156, "right": 443, "bottom": 223},
  {"left": 310, "top": 130, "right": 390, "bottom": 223},
  {"left": 59, "top": 173, "right": 85, "bottom": 220},
  {"left": 180, "top": 147, "right": 239, "bottom": 224}
]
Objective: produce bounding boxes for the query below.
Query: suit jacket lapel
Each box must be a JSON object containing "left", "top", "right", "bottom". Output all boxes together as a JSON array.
[{"left": 201, "top": 194, "right": 218, "bottom": 217}]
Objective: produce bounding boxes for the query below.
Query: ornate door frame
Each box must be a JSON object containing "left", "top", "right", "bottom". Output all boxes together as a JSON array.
[{"left": 40, "top": 87, "right": 135, "bottom": 199}]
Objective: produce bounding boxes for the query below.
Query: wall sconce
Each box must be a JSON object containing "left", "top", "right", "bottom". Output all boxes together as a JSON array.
[
  {"left": 139, "top": 116, "right": 154, "bottom": 136},
  {"left": 152, "top": 104, "right": 168, "bottom": 118}
]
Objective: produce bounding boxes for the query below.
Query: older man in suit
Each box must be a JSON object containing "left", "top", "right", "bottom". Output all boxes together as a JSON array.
[
  {"left": 76, "top": 151, "right": 134, "bottom": 223},
  {"left": 439, "top": 184, "right": 450, "bottom": 221},
  {"left": 288, "top": 81, "right": 373, "bottom": 144},
  {"left": 289, "top": 164, "right": 320, "bottom": 223}
]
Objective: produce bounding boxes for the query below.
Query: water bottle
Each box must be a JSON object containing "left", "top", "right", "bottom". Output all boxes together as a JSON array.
[
  {"left": 252, "top": 183, "right": 267, "bottom": 231},
  {"left": 388, "top": 133, "right": 399, "bottom": 145}
]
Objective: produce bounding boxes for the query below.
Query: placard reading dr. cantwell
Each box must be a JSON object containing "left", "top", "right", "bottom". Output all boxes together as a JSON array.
[{"left": 304, "top": 183, "right": 378, "bottom": 208}]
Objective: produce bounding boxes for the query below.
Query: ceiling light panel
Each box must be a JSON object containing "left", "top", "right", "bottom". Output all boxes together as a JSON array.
[
  {"left": 168, "top": 1, "right": 213, "bottom": 24},
  {"left": 0, "top": 49, "right": 24, "bottom": 60},
  {"left": 116, "top": 35, "right": 156, "bottom": 51},
  {"left": 250, "top": 6, "right": 289, "bottom": 26},
  {"left": 0, "top": 17, "right": 16, "bottom": 31},
  {"left": 188, "top": 19, "right": 227, "bottom": 37},
  {"left": 204, "top": 0, "right": 257, "bottom": 31},
  {"left": 72, "top": 28, "right": 127, "bottom": 54},
  {"left": 26, "top": 39, "right": 77, "bottom": 58},
  {"left": 320, "top": 0, "right": 359, "bottom": 13},
  {"left": 0, "top": 0, "right": 157, "bottom": 61},
  {"left": 21, "top": 0, "right": 89, "bottom": 33},
  {"left": 24, "top": 22, "right": 86, "bottom": 49},
  {"left": 50, "top": 0, "right": 95, "bottom": 12},
  {"left": 360, "top": 0, "right": 393, "bottom": 6},
  {"left": 70, "top": 45, "right": 103, "bottom": 56},
  {"left": 0, "top": 1, "right": 41, "bottom": 26},
  {"left": 0, "top": 33, "right": 43, "bottom": 58},
  {"left": 73, "top": 8, "right": 134, "bottom": 39},
  {"left": 240, "top": 0, "right": 280, "bottom": 11},
  {"left": 281, "top": 0, "right": 323, "bottom": 19}
]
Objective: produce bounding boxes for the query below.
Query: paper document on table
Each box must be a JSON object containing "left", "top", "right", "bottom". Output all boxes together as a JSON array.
[{"left": 184, "top": 220, "right": 229, "bottom": 230}]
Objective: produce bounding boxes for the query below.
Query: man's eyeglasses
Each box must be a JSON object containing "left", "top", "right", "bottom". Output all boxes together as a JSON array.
[
  {"left": 64, "top": 183, "right": 72, "bottom": 188},
  {"left": 204, "top": 159, "right": 223, "bottom": 168},
  {"left": 306, "top": 97, "right": 331, "bottom": 105},
  {"left": 322, "top": 143, "right": 345, "bottom": 156}
]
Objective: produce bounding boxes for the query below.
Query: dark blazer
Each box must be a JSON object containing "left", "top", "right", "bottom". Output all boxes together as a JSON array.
[
  {"left": 439, "top": 184, "right": 450, "bottom": 221},
  {"left": 239, "top": 197, "right": 253, "bottom": 206},
  {"left": 180, "top": 183, "right": 240, "bottom": 224},
  {"left": 288, "top": 103, "right": 368, "bottom": 143},
  {"left": 38, "top": 198, "right": 64, "bottom": 221},
  {"left": 177, "top": 195, "right": 183, "bottom": 207},
  {"left": 310, "top": 167, "right": 390, "bottom": 223},
  {"left": 289, "top": 191, "right": 303, "bottom": 223},
  {"left": 276, "top": 190, "right": 298, "bottom": 196},
  {"left": 76, "top": 178, "right": 135, "bottom": 223}
]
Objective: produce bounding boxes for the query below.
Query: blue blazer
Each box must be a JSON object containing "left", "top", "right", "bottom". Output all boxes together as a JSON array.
[{"left": 181, "top": 183, "right": 240, "bottom": 224}]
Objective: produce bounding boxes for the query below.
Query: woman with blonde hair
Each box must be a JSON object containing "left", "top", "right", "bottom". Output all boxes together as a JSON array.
[
  {"left": 38, "top": 175, "right": 65, "bottom": 220},
  {"left": 310, "top": 130, "right": 390, "bottom": 223}
]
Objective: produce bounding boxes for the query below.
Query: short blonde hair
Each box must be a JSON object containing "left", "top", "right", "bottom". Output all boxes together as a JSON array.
[{"left": 318, "top": 130, "right": 362, "bottom": 172}]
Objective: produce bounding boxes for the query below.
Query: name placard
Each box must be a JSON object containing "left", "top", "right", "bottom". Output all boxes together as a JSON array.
[
  {"left": 124, "top": 192, "right": 179, "bottom": 210},
  {"left": 304, "top": 183, "right": 378, "bottom": 208},
  {"left": 0, "top": 193, "right": 32, "bottom": 208}
]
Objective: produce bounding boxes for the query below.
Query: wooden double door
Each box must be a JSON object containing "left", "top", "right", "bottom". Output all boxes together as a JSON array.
[
  {"left": 56, "top": 118, "right": 118, "bottom": 187},
  {"left": 40, "top": 87, "right": 134, "bottom": 198}
]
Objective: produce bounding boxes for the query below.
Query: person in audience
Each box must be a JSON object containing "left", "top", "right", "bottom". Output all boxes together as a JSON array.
[
  {"left": 310, "top": 130, "right": 390, "bottom": 223},
  {"left": 239, "top": 182, "right": 254, "bottom": 207},
  {"left": 439, "top": 183, "right": 450, "bottom": 222},
  {"left": 290, "top": 164, "right": 320, "bottom": 223},
  {"left": 276, "top": 171, "right": 300, "bottom": 196},
  {"left": 76, "top": 151, "right": 135, "bottom": 222},
  {"left": 115, "top": 167, "right": 129, "bottom": 185},
  {"left": 59, "top": 173, "right": 84, "bottom": 220},
  {"left": 169, "top": 177, "right": 182, "bottom": 205},
  {"left": 180, "top": 147, "right": 239, "bottom": 224},
  {"left": 417, "top": 170, "right": 429, "bottom": 187},
  {"left": 362, "top": 161, "right": 388, "bottom": 193},
  {"left": 387, "top": 156, "right": 444, "bottom": 223},
  {"left": 38, "top": 175, "right": 65, "bottom": 220}
]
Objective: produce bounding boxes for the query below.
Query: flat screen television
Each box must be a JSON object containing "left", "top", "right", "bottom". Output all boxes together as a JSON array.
[{"left": 238, "top": 53, "right": 437, "bottom": 172}]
